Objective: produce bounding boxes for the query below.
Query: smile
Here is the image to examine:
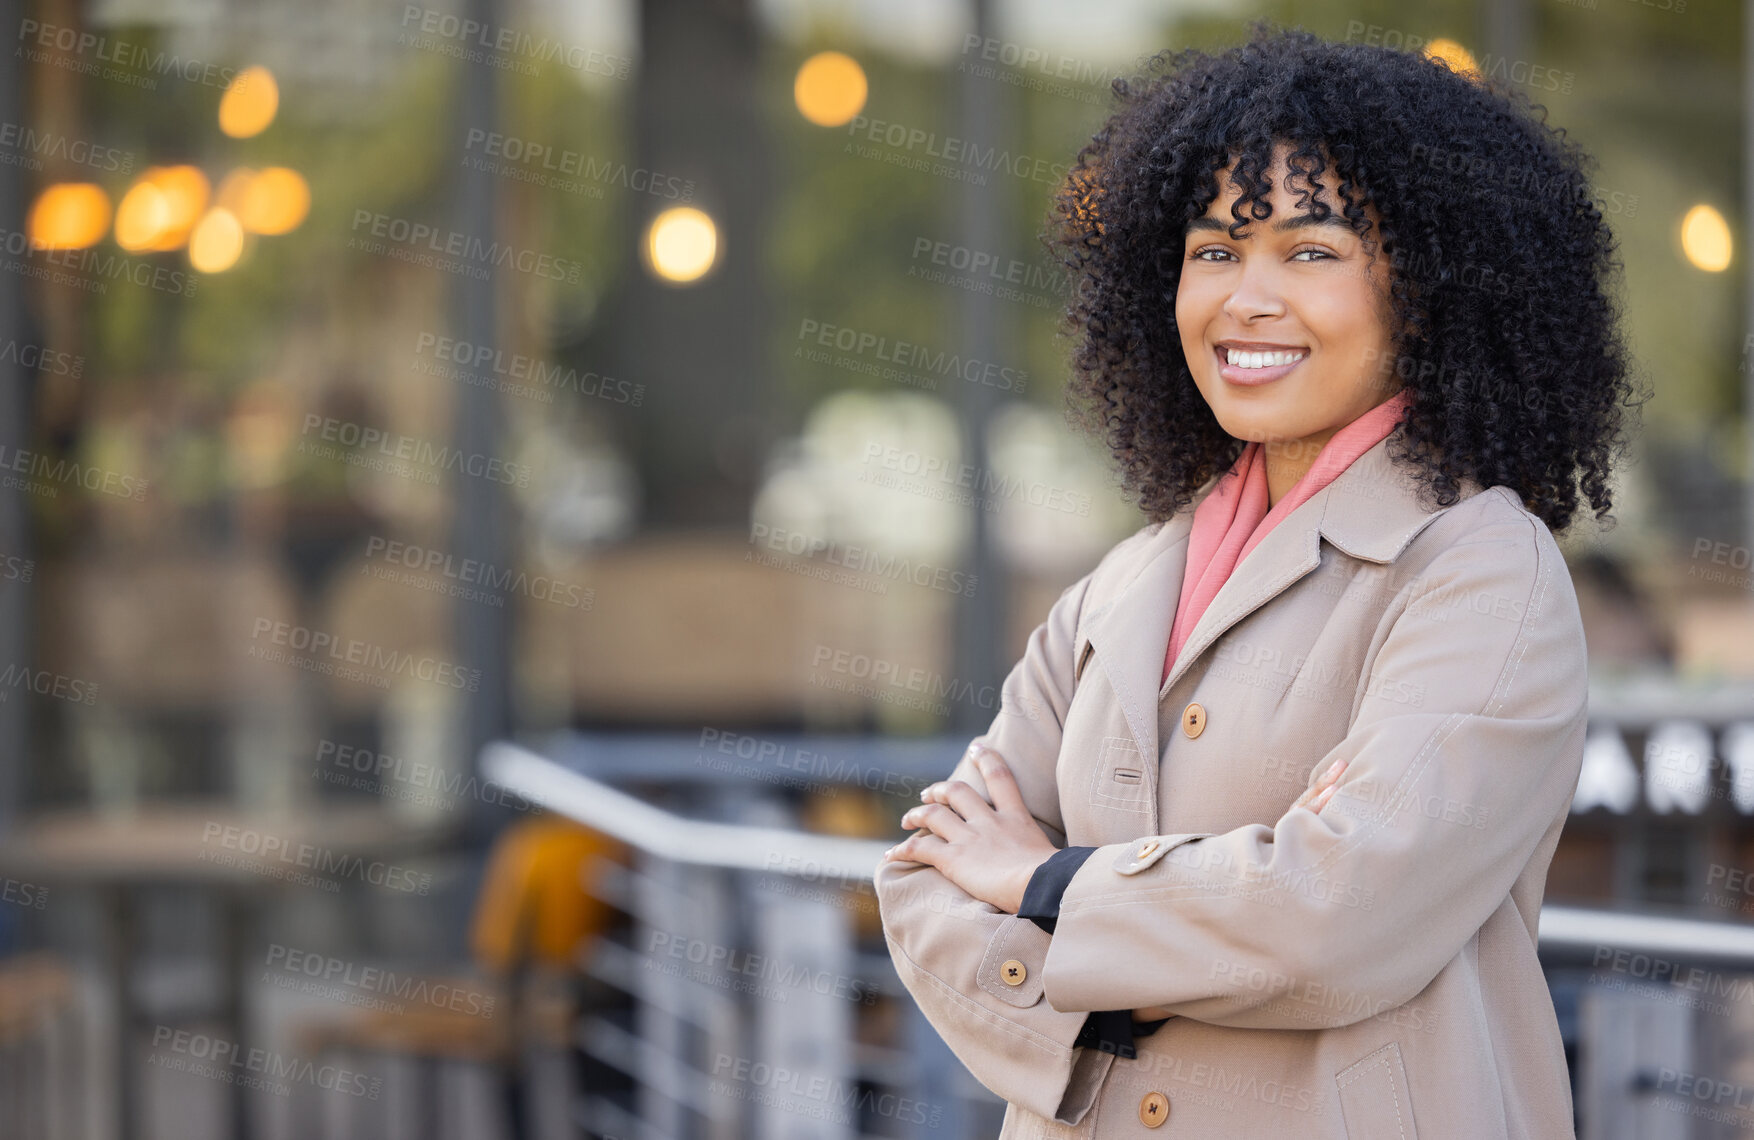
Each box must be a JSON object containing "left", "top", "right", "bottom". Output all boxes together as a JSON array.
[{"left": 1213, "top": 345, "right": 1307, "bottom": 386}]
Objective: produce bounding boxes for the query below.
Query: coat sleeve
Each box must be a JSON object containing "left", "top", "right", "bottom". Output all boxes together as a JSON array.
[
  {"left": 873, "top": 571, "right": 1119, "bottom": 1125},
  {"left": 1038, "top": 512, "right": 1589, "bottom": 1029}
]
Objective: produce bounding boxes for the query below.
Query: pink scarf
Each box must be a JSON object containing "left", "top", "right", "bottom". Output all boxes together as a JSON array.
[{"left": 1162, "top": 387, "right": 1414, "bottom": 686}]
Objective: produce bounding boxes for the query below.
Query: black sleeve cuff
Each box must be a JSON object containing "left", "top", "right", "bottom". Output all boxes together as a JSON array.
[
  {"left": 1020, "top": 847, "right": 1172, "bottom": 1060},
  {"left": 1072, "top": 1010, "right": 1174, "bottom": 1060},
  {"left": 1017, "top": 846, "right": 1098, "bottom": 934},
  {"left": 1132, "top": 1014, "right": 1172, "bottom": 1038},
  {"left": 1074, "top": 1009, "right": 1134, "bottom": 1057}
]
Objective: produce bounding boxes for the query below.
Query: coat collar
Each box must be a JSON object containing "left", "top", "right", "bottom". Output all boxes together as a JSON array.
[{"left": 1078, "top": 434, "right": 1483, "bottom": 765}]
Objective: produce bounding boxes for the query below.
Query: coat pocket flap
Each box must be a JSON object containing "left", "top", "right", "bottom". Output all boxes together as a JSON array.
[
  {"left": 975, "top": 915, "right": 1048, "bottom": 1008},
  {"left": 1089, "top": 735, "right": 1153, "bottom": 814},
  {"left": 1335, "top": 1041, "right": 1418, "bottom": 1140}
]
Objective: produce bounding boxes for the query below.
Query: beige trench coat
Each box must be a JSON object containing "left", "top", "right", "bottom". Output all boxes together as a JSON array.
[{"left": 874, "top": 434, "right": 1589, "bottom": 1139}]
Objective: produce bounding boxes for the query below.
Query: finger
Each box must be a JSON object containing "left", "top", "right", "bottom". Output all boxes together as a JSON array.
[
  {"left": 903, "top": 798, "right": 958, "bottom": 830},
  {"left": 898, "top": 803, "right": 972, "bottom": 841},
  {"left": 971, "top": 748, "right": 1029, "bottom": 816},
  {"left": 921, "top": 778, "right": 973, "bottom": 807},
  {"left": 949, "top": 740, "right": 993, "bottom": 792},
  {"left": 884, "top": 831, "right": 950, "bottom": 867},
  {"left": 1296, "top": 758, "right": 1346, "bottom": 808},
  {"left": 936, "top": 778, "right": 996, "bottom": 823},
  {"left": 1310, "top": 782, "right": 1337, "bottom": 813},
  {"left": 1292, "top": 765, "right": 1338, "bottom": 813}
]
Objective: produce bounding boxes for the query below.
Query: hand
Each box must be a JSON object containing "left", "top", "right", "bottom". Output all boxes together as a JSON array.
[
  {"left": 1130, "top": 755, "right": 1349, "bottom": 1022},
  {"left": 882, "top": 746, "right": 1060, "bottom": 914},
  {"left": 1290, "top": 755, "right": 1348, "bottom": 815}
]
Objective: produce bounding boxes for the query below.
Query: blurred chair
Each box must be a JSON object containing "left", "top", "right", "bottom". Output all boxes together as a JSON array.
[
  {"left": 0, "top": 953, "right": 81, "bottom": 1140},
  {"left": 291, "top": 816, "right": 625, "bottom": 1139}
]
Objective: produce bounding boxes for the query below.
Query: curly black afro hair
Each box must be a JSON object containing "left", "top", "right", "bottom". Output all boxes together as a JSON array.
[{"left": 1043, "top": 20, "right": 1646, "bottom": 534}]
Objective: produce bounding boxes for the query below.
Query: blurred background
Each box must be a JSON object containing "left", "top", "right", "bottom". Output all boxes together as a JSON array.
[{"left": 0, "top": 0, "right": 1748, "bottom": 1137}]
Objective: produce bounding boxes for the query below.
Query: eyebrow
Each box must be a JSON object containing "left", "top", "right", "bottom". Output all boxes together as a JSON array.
[{"left": 1185, "top": 211, "right": 1359, "bottom": 236}]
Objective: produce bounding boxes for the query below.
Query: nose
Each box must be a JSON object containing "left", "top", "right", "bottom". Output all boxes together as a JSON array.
[{"left": 1220, "top": 256, "right": 1287, "bottom": 324}]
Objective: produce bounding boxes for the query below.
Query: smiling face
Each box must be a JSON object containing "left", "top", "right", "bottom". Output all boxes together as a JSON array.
[{"left": 1177, "top": 142, "right": 1403, "bottom": 472}]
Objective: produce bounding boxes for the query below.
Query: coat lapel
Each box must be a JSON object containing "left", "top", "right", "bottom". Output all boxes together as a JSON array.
[
  {"left": 1079, "top": 514, "right": 1193, "bottom": 775},
  {"left": 1080, "top": 434, "right": 1478, "bottom": 767},
  {"left": 1158, "top": 489, "right": 1328, "bottom": 697}
]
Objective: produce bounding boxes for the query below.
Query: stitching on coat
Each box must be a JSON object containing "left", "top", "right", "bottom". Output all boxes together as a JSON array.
[
  {"left": 1335, "top": 1042, "right": 1409, "bottom": 1138},
  {"left": 1071, "top": 712, "right": 1460, "bottom": 912},
  {"left": 1164, "top": 526, "right": 1321, "bottom": 691},
  {"left": 1262, "top": 496, "right": 1546, "bottom": 873},
  {"left": 1090, "top": 736, "right": 1152, "bottom": 812},
  {"left": 881, "top": 929, "right": 1074, "bottom": 1060},
  {"left": 1087, "top": 527, "right": 1190, "bottom": 735},
  {"left": 1065, "top": 494, "right": 1554, "bottom": 913},
  {"left": 1322, "top": 494, "right": 1545, "bottom": 851},
  {"left": 976, "top": 916, "right": 1045, "bottom": 1007}
]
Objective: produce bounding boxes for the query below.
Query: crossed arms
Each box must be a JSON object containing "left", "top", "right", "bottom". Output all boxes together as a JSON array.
[{"left": 872, "top": 514, "right": 1588, "bottom": 1123}]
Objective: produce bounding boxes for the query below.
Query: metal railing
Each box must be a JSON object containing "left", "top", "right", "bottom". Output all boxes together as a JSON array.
[
  {"left": 485, "top": 737, "right": 991, "bottom": 1140},
  {"left": 484, "top": 732, "right": 1754, "bottom": 1140}
]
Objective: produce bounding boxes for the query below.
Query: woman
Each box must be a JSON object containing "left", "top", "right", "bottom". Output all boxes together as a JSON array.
[{"left": 874, "top": 22, "right": 1640, "bottom": 1140}]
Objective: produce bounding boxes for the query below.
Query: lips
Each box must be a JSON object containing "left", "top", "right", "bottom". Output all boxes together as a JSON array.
[
  {"left": 1215, "top": 341, "right": 1306, "bottom": 353},
  {"left": 1212, "top": 343, "right": 1308, "bottom": 387}
]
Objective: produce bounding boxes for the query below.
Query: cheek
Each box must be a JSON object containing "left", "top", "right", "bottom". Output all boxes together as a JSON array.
[
  {"left": 1292, "top": 284, "right": 1372, "bottom": 348},
  {"left": 1174, "top": 276, "right": 1217, "bottom": 336},
  {"left": 1296, "top": 291, "right": 1394, "bottom": 382}
]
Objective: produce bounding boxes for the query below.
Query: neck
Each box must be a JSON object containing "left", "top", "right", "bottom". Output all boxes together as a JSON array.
[
  {"left": 1262, "top": 432, "right": 1335, "bottom": 510},
  {"left": 1260, "top": 382, "right": 1407, "bottom": 508}
]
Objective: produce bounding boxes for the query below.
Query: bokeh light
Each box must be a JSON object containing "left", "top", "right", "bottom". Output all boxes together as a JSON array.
[
  {"left": 189, "top": 207, "right": 245, "bottom": 273},
  {"left": 27, "top": 183, "right": 110, "bottom": 249},
  {"left": 794, "top": 51, "right": 868, "bottom": 127},
  {"left": 113, "top": 183, "right": 169, "bottom": 252},
  {"left": 115, "top": 166, "right": 210, "bottom": 251},
  {"left": 1681, "top": 204, "right": 1732, "bottom": 272},
  {"left": 238, "top": 167, "right": 310, "bottom": 235},
  {"left": 219, "top": 65, "right": 279, "bottom": 138},
  {"left": 1423, "top": 38, "right": 1478, "bottom": 77},
  {"left": 645, "top": 206, "right": 718, "bottom": 283}
]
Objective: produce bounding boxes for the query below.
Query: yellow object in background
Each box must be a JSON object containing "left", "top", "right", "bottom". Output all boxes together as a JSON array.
[{"left": 469, "top": 816, "right": 623, "bottom": 974}]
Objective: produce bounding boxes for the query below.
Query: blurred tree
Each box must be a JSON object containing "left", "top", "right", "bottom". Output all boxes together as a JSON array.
[{"left": 583, "top": 0, "right": 775, "bottom": 531}]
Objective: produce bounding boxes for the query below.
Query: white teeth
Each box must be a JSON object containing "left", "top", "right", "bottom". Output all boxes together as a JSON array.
[{"left": 1225, "top": 348, "right": 1306, "bottom": 369}]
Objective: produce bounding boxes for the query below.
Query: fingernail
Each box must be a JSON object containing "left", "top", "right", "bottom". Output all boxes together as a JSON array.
[{"left": 1325, "top": 758, "right": 1345, "bottom": 778}]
